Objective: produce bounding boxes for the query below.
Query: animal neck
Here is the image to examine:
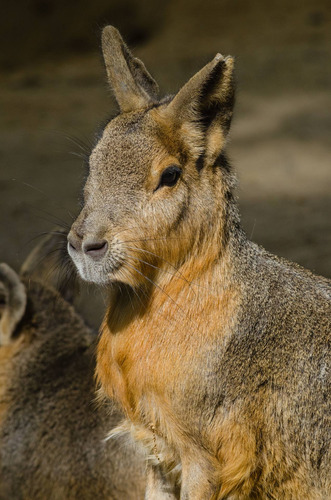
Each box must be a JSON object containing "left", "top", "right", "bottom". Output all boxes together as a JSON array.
[
  {"left": 99, "top": 200, "right": 246, "bottom": 415},
  {"left": 106, "top": 205, "right": 246, "bottom": 334}
]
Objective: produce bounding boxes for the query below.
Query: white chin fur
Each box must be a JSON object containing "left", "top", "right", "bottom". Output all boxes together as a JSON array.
[
  {"left": 69, "top": 253, "right": 110, "bottom": 285},
  {"left": 76, "top": 263, "right": 110, "bottom": 285}
]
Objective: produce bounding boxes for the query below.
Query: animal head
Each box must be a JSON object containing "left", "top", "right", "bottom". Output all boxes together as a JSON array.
[
  {"left": 68, "top": 26, "right": 236, "bottom": 287},
  {"left": 0, "top": 230, "right": 81, "bottom": 350}
]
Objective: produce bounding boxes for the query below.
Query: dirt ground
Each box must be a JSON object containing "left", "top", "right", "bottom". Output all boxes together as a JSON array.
[{"left": 1, "top": 0, "right": 330, "bottom": 327}]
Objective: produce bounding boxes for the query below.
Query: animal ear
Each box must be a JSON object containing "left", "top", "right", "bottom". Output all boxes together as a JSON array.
[
  {"left": 102, "top": 25, "right": 159, "bottom": 113},
  {"left": 0, "top": 264, "right": 26, "bottom": 346},
  {"left": 21, "top": 229, "right": 78, "bottom": 304},
  {"left": 162, "top": 54, "right": 235, "bottom": 164}
]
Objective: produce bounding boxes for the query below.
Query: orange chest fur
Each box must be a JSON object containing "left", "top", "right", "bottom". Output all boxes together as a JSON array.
[
  {"left": 96, "top": 286, "right": 238, "bottom": 424},
  {"left": 97, "top": 316, "right": 186, "bottom": 420}
]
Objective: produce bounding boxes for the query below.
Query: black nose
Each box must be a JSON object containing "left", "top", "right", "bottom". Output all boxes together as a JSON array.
[{"left": 82, "top": 239, "right": 108, "bottom": 259}]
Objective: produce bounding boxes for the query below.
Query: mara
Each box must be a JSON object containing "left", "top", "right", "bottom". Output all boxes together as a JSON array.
[
  {"left": 0, "top": 232, "right": 145, "bottom": 500},
  {"left": 68, "top": 26, "right": 330, "bottom": 499}
]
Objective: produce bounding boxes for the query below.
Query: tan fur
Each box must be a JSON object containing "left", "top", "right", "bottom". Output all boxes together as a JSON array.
[
  {"left": 0, "top": 336, "right": 24, "bottom": 429},
  {"left": 68, "top": 26, "right": 331, "bottom": 499},
  {"left": 0, "top": 263, "right": 26, "bottom": 345}
]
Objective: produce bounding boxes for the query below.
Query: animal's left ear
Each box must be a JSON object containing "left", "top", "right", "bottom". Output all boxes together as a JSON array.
[
  {"left": 161, "top": 54, "right": 235, "bottom": 164},
  {"left": 21, "top": 229, "right": 78, "bottom": 304}
]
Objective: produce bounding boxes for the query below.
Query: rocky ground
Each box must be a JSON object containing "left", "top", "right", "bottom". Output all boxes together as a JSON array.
[{"left": 1, "top": 0, "right": 330, "bottom": 326}]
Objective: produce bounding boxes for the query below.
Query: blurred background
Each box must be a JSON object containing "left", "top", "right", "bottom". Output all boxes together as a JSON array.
[{"left": 1, "top": 0, "right": 330, "bottom": 326}]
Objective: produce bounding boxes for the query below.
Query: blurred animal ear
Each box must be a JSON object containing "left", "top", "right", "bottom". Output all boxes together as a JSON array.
[
  {"left": 102, "top": 25, "right": 159, "bottom": 113},
  {"left": 21, "top": 229, "right": 78, "bottom": 304},
  {"left": 0, "top": 264, "right": 26, "bottom": 346},
  {"left": 161, "top": 54, "right": 235, "bottom": 164}
]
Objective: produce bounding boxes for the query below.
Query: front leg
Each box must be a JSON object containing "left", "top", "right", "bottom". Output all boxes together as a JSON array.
[
  {"left": 180, "top": 458, "right": 219, "bottom": 500},
  {"left": 145, "top": 465, "right": 179, "bottom": 500}
]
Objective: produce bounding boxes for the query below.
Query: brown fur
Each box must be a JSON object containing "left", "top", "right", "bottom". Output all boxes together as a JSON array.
[
  {"left": 0, "top": 235, "right": 146, "bottom": 499},
  {"left": 68, "top": 26, "right": 330, "bottom": 499}
]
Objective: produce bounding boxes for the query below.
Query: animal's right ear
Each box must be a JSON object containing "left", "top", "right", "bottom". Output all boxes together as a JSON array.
[
  {"left": 0, "top": 264, "right": 26, "bottom": 346},
  {"left": 102, "top": 25, "right": 159, "bottom": 113},
  {"left": 160, "top": 54, "right": 235, "bottom": 165}
]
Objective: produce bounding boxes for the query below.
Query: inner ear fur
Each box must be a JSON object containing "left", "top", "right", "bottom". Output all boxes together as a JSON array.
[
  {"left": 102, "top": 25, "right": 159, "bottom": 113},
  {"left": 162, "top": 54, "right": 235, "bottom": 163},
  {"left": 0, "top": 264, "right": 26, "bottom": 346}
]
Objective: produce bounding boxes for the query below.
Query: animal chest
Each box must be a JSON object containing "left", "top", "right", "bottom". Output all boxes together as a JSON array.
[
  {"left": 96, "top": 283, "right": 241, "bottom": 479},
  {"left": 99, "top": 317, "right": 185, "bottom": 410}
]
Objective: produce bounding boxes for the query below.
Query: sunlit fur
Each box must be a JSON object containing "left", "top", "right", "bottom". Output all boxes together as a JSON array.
[{"left": 69, "top": 26, "right": 331, "bottom": 499}]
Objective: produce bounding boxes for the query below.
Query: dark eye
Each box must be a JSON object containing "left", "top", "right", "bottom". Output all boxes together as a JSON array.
[{"left": 157, "top": 166, "right": 182, "bottom": 189}]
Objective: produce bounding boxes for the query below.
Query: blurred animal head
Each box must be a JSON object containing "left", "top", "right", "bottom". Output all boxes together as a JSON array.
[{"left": 68, "top": 26, "right": 236, "bottom": 287}]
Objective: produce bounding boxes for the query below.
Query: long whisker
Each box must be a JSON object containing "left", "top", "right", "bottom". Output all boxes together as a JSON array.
[
  {"left": 124, "top": 244, "right": 221, "bottom": 296},
  {"left": 126, "top": 255, "right": 199, "bottom": 302},
  {"left": 69, "top": 151, "right": 88, "bottom": 160},
  {"left": 123, "top": 261, "right": 183, "bottom": 313},
  {"left": 110, "top": 268, "right": 145, "bottom": 311},
  {"left": 65, "top": 135, "right": 92, "bottom": 155},
  {"left": 113, "top": 228, "right": 133, "bottom": 240},
  {"left": 114, "top": 267, "right": 183, "bottom": 330},
  {"left": 27, "top": 205, "right": 71, "bottom": 230},
  {"left": 27, "top": 215, "right": 69, "bottom": 232},
  {"left": 66, "top": 211, "right": 75, "bottom": 221},
  {"left": 122, "top": 237, "right": 190, "bottom": 245},
  {"left": 45, "top": 259, "right": 67, "bottom": 288},
  {"left": 23, "top": 247, "right": 65, "bottom": 277},
  {"left": 130, "top": 283, "right": 146, "bottom": 310},
  {"left": 56, "top": 259, "right": 78, "bottom": 297},
  {"left": 124, "top": 245, "right": 196, "bottom": 296},
  {"left": 19, "top": 181, "right": 47, "bottom": 196},
  {"left": 11, "top": 180, "right": 76, "bottom": 223},
  {"left": 23, "top": 230, "right": 68, "bottom": 248}
]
